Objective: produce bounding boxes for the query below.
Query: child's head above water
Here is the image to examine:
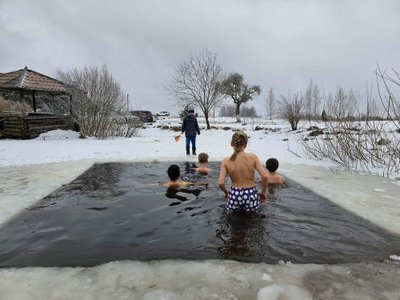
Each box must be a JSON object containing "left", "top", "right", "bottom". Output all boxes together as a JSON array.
[
  {"left": 167, "top": 164, "right": 180, "bottom": 181},
  {"left": 266, "top": 158, "right": 279, "bottom": 172},
  {"left": 198, "top": 153, "right": 209, "bottom": 164}
]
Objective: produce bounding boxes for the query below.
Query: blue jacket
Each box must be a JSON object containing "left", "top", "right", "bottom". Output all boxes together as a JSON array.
[{"left": 182, "top": 113, "right": 200, "bottom": 136}]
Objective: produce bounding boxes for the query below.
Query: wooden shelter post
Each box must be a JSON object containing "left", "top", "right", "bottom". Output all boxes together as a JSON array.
[
  {"left": 19, "top": 89, "right": 24, "bottom": 103},
  {"left": 32, "top": 90, "right": 37, "bottom": 112}
]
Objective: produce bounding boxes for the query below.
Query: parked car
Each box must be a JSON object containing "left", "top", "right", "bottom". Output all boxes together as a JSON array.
[
  {"left": 130, "top": 110, "right": 154, "bottom": 123},
  {"left": 111, "top": 112, "right": 141, "bottom": 125},
  {"left": 157, "top": 111, "right": 170, "bottom": 117}
]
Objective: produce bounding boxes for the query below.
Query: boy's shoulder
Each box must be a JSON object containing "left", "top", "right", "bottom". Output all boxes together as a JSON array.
[
  {"left": 267, "top": 172, "right": 285, "bottom": 184},
  {"left": 196, "top": 167, "right": 212, "bottom": 174},
  {"left": 162, "top": 181, "right": 191, "bottom": 188}
]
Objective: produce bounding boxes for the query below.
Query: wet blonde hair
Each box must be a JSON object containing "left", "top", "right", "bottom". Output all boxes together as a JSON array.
[{"left": 230, "top": 131, "right": 248, "bottom": 161}]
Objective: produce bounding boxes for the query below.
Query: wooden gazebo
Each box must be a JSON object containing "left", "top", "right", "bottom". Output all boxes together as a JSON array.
[
  {"left": 0, "top": 66, "right": 69, "bottom": 112},
  {"left": 0, "top": 67, "right": 76, "bottom": 139}
]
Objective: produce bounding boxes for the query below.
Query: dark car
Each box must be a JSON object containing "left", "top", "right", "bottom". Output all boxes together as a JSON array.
[{"left": 131, "top": 110, "right": 154, "bottom": 123}]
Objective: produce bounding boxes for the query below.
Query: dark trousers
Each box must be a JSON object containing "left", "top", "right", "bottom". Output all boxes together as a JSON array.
[{"left": 185, "top": 136, "right": 196, "bottom": 155}]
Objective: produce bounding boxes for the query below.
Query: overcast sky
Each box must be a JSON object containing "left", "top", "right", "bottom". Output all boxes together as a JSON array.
[{"left": 1, "top": 0, "right": 400, "bottom": 115}]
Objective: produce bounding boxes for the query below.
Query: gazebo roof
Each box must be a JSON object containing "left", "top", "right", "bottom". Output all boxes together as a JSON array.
[{"left": 0, "top": 67, "right": 67, "bottom": 93}]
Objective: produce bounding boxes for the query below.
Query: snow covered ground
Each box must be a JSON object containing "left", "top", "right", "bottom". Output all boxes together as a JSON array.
[{"left": 0, "top": 117, "right": 399, "bottom": 299}]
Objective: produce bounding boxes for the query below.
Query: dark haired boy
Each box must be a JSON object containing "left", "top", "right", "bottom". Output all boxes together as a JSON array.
[
  {"left": 163, "top": 164, "right": 208, "bottom": 188},
  {"left": 266, "top": 158, "right": 285, "bottom": 185},
  {"left": 163, "top": 164, "right": 188, "bottom": 188}
]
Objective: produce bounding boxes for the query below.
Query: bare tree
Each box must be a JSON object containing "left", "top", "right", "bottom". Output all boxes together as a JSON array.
[
  {"left": 304, "top": 80, "right": 313, "bottom": 122},
  {"left": 312, "top": 83, "right": 321, "bottom": 118},
  {"left": 56, "top": 65, "right": 132, "bottom": 138},
  {"left": 218, "top": 72, "right": 261, "bottom": 122},
  {"left": 303, "top": 80, "right": 322, "bottom": 121},
  {"left": 325, "top": 87, "right": 358, "bottom": 121},
  {"left": 219, "top": 105, "right": 236, "bottom": 117},
  {"left": 166, "top": 48, "right": 224, "bottom": 129},
  {"left": 265, "top": 88, "right": 275, "bottom": 120},
  {"left": 219, "top": 104, "right": 258, "bottom": 118},
  {"left": 279, "top": 92, "right": 303, "bottom": 130},
  {"left": 364, "top": 83, "right": 382, "bottom": 125}
]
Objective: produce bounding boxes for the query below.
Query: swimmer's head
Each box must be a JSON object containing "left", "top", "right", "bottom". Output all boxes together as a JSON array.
[
  {"left": 230, "top": 131, "right": 248, "bottom": 161},
  {"left": 198, "top": 153, "right": 209, "bottom": 164},
  {"left": 167, "top": 164, "right": 180, "bottom": 181},
  {"left": 266, "top": 158, "right": 279, "bottom": 172}
]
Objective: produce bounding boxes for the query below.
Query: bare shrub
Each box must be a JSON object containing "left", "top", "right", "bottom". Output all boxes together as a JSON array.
[
  {"left": 219, "top": 105, "right": 258, "bottom": 118},
  {"left": 376, "top": 65, "right": 400, "bottom": 128},
  {"left": 300, "top": 84, "right": 400, "bottom": 177},
  {"left": 219, "top": 105, "right": 236, "bottom": 117},
  {"left": 56, "top": 65, "right": 134, "bottom": 138},
  {"left": 110, "top": 122, "right": 140, "bottom": 138},
  {"left": 279, "top": 92, "right": 303, "bottom": 130},
  {"left": 240, "top": 105, "right": 259, "bottom": 118}
]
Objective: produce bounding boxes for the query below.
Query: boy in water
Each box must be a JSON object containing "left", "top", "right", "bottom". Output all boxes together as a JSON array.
[
  {"left": 265, "top": 158, "right": 285, "bottom": 195},
  {"left": 163, "top": 164, "right": 191, "bottom": 188},
  {"left": 194, "top": 152, "right": 211, "bottom": 173},
  {"left": 163, "top": 164, "right": 208, "bottom": 188},
  {"left": 266, "top": 158, "right": 285, "bottom": 184},
  {"left": 218, "top": 131, "right": 268, "bottom": 212}
]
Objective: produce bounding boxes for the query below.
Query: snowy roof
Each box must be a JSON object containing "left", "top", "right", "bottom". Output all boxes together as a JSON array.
[{"left": 0, "top": 67, "right": 67, "bottom": 93}]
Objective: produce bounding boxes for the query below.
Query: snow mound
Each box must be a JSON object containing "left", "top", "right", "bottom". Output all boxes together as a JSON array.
[{"left": 36, "top": 129, "right": 80, "bottom": 140}]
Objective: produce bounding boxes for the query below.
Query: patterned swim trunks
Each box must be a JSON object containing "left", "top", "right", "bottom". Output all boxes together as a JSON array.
[{"left": 226, "top": 186, "right": 260, "bottom": 212}]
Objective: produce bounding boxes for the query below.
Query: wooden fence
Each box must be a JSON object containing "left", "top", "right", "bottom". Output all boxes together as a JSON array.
[{"left": 0, "top": 113, "right": 77, "bottom": 139}]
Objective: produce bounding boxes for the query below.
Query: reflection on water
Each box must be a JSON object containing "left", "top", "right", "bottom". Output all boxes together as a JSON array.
[
  {"left": 183, "top": 162, "right": 197, "bottom": 174},
  {"left": 267, "top": 182, "right": 286, "bottom": 195},
  {"left": 165, "top": 186, "right": 204, "bottom": 203},
  {"left": 0, "top": 162, "right": 399, "bottom": 268},
  {"left": 216, "top": 211, "right": 268, "bottom": 261}
]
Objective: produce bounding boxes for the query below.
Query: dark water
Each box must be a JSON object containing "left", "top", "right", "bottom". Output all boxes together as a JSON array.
[{"left": 0, "top": 162, "right": 399, "bottom": 267}]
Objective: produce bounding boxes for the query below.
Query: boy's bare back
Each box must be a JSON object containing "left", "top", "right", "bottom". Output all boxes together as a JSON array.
[{"left": 266, "top": 172, "right": 285, "bottom": 185}]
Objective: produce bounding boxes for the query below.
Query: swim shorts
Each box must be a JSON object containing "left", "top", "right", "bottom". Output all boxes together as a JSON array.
[{"left": 226, "top": 186, "right": 260, "bottom": 212}]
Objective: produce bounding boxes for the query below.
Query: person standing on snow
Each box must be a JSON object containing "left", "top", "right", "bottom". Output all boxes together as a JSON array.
[{"left": 181, "top": 108, "right": 200, "bottom": 155}]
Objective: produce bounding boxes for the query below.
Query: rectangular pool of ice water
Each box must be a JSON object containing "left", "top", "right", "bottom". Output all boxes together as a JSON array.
[{"left": 0, "top": 162, "right": 398, "bottom": 267}]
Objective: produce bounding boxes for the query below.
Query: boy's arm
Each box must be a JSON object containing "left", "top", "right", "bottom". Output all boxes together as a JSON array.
[
  {"left": 218, "top": 160, "right": 229, "bottom": 198},
  {"left": 179, "top": 181, "right": 194, "bottom": 187},
  {"left": 254, "top": 155, "right": 268, "bottom": 199}
]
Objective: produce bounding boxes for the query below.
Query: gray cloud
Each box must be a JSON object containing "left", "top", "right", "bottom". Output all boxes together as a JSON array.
[{"left": 1, "top": 0, "right": 400, "bottom": 114}]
